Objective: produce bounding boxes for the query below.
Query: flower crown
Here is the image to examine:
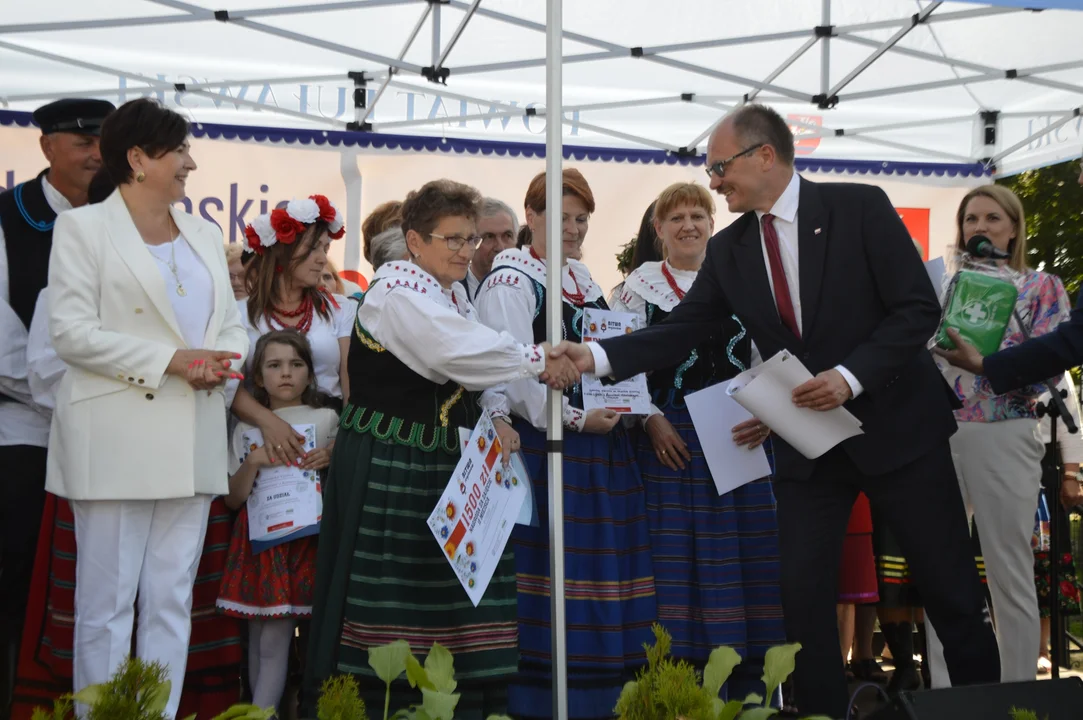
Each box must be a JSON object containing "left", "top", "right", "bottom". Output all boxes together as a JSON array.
[{"left": 243, "top": 195, "right": 345, "bottom": 255}]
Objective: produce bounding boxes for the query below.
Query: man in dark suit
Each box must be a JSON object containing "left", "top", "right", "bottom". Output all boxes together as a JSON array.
[{"left": 547, "top": 105, "right": 999, "bottom": 717}]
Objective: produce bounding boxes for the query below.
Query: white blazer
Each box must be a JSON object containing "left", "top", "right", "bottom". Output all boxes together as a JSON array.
[{"left": 46, "top": 191, "right": 248, "bottom": 501}]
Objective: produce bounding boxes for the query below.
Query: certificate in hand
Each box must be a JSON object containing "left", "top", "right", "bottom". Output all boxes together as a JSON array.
[
  {"left": 581, "top": 308, "right": 652, "bottom": 415},
  {"left": 429, "top": 412, "right": 528, "bottom": 606},
  {"left": 241, "top": 424, "right": 322, "bottom": 552}
]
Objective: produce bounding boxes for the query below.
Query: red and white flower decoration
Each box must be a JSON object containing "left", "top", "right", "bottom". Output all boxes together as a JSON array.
[{"left": 243, "top": 194, "right": 345, "bottom": 255}]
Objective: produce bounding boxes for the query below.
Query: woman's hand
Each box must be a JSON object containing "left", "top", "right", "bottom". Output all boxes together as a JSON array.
[
  {"left": 582, "top": 408, "right": 620, "bottom": 435},
  {"left": 300, "top": 446, "right": 333, "bottom": 472},
  {"left": 731, "top": 418, "right": 771, "bottom": 449},
  {"left": 245, "top": 445, "right": 277, "bottom": 470},
  {"left": 168, "top": 349, "right": 243, "bottom": 380},
  {"left": 184, "top": 358, "right": 226, "bottom": 391},
  {"left": 1062, "top": 475, "right": 1083, "bottom": 510},
  {"left": 260, "top": 415, "right": 307, "bottom": 467},
  {"left": 645, "top": 414, "right": 691, "bottom": 471},
  {"left": 493, "top": 417, "right": 521, "bottom": 465}
]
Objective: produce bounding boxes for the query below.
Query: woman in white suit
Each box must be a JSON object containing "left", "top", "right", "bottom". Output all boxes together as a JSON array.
[{"left": 46, "top": 98, "right": 248, "bottom": 717}]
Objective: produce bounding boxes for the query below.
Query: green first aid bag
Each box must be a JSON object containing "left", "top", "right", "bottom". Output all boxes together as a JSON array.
[{"left": 936, "top": 270, "right": 1018, "bottom": 357}]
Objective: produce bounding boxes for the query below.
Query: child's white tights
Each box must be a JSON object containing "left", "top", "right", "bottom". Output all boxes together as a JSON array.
[{"left": 248, "top": 617, "right": 296, "bottom": 711}]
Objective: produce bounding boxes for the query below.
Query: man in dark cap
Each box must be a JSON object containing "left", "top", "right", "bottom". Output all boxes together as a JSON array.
[{"left": 0, "top": 97, "right": 113, "bottom": 711}]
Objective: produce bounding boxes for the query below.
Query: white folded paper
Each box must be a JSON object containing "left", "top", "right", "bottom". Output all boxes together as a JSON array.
[
  {"left": 581, "top": 308, "right": 652, "bottom": 415},
  {"left": 684, "top": 381, "right": 772, "bottom": 495},
  {"left": 726, "top": 351, "right": 863, "bottom": 459},
  {"left": 924, "top": 256, "right": 947, "bottom": 297}
]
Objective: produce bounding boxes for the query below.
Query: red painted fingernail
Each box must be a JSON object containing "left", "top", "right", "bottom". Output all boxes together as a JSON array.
[
  {"left": 215, "top": 372, "right": 224, "bottom": 377},
  {"left": 233, "top": 353, "right": 242, "bottom": 359}
]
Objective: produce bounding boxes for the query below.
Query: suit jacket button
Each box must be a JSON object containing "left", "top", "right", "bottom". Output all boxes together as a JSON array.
[
  {"left": 145, "top": 393, "right": 154, "bottom": 400},
  {"left": 802, "top": 352, "right": 810, "bottom": 362},
  {"left": 137, "top": 379, "right": 145, "bottom": 384}
]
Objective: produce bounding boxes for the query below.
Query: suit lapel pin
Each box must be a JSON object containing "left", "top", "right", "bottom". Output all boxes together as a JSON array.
[{"left": 814, "top": 228, "right": 822, "bottom": 235}]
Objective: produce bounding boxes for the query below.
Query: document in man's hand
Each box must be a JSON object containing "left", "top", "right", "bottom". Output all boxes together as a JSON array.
[
  {"left": 684, "top": 382, "right": 772, "bottom": 495},
  {"left": 726, "top": 351, "right": 863, "bottom": 459}
]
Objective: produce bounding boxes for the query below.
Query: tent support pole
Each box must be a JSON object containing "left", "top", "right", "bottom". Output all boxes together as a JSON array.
[
  {"left": 748, "top": 35, "right": 819, "bottom": 102},
  {"left": 436, "top": 0, "right": 482, "bottom": 70},
  {"left": 431, "top": 1, "right": 441, "bottom": 66},
  {"left": 990, "top": 108, "right": 1083, "bottom": 165},
  {"left": 545, "top": 0, "right": 568, "bottom": 718},
  {"left": 359, "top": 3, "right": 433, "bottom": 124},
  {"left": 820, "top": 0, "right": 830, "bottom": 95}
]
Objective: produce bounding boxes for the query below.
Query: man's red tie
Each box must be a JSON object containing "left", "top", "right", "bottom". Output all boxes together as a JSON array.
[{"left": 761, "top": 213, "right": 801, "bottom": 338}]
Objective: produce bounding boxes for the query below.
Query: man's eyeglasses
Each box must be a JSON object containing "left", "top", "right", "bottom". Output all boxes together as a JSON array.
[
  {"left": 430, "top": 232, "right": 483, "bottom": 251},
  {"left": 704, "top": 143, "right": 765, "bottom": 179}
]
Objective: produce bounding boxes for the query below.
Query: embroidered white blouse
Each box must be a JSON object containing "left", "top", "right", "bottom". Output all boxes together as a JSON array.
[
  {"left": 357, "top": 261, "right": 547, "bottom": 413},
  {"left": 610, "top": 260, "right": 762, "bottom": 421},
  {"left": 474, "top": 247, "right": 604, "bottom": 432}
]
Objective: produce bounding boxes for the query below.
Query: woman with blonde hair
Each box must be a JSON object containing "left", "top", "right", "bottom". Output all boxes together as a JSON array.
[
  {"left": 928, "top": 184, "right": 1071, "bottom": 686},
  {"left": 610, "top": 181, "right": 782, "bottom": 696}
]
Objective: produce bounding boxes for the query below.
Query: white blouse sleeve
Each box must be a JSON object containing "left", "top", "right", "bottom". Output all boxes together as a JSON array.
[
  {"left": 0, "top": 298, "right": 31, "bottom": 405},
  {"left": 27, "top": 289, "right": 66, "bottom": 413},
  {"left": 333, "top": 294, "right": 353, "bottom": 339},
  {"left": 474, "top": 282, "right": 584, "bottom": 432},
  {"left": 361, "top": 286, "right": 544, "bottom": 391}
]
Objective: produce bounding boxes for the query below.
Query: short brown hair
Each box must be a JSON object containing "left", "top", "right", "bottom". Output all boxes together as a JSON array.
[
  {"left": 729, "top": 104, "right": 795, "bottom": 167},
  {"left": 954, "top": 184, "right": 1029, "bottom": 272},
  {"left": 100, "top": 98, "right": 189, "bottom": 185},
  {"left": 653, "top": 182, "right": 715, "bottom": 223},
  {"left": 401, "top": 179, "right": 482, "bottom": 241},
  {"left": 362, "top": 200, "right": 403, "bottom": 264},
  {"left": 523, "top": 168, "right": 595, "bottom": 215}
]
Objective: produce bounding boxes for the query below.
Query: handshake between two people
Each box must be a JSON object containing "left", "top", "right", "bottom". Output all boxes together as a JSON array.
[{"left": 538, "top": 341, "right": 856, "bottom": 454}]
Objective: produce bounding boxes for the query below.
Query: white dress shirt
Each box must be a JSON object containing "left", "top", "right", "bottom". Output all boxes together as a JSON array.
[
  {"left": 0, "top": 175, "right": 72, "bottom": 446},
  {"left": 590, "top": 171, "right": 863, "bottom": 398}
]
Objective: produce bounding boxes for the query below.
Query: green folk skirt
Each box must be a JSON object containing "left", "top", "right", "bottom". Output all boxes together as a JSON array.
[{"left": 303, "top": 412, "right": 517, "bottom": 718}]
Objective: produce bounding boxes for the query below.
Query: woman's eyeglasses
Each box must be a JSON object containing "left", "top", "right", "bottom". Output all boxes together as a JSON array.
[
  {"left": 704, "top": 143, "right": 765, "bottom": 179},
  {"left": 430, "top": 232, "right": 483, "bottom": 251}
]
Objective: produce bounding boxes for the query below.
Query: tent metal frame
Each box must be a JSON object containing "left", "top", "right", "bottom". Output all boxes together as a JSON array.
[{"left": 2, "top": 0, "right": 1081, "bottom": 170}]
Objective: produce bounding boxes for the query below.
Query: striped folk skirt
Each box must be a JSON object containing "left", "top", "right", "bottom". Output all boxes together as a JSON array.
[
  {"left": 303, "top": 421, "right": 517, "bottom": 719},
  {"left": 508, "top": 423, "right": 658, "bottom": 720},
  {"left": 636, "top": 405, "right": 784, "bottom": 680},
  {"left": 10, "top": 495, "right": 243, "bottom": 720}
]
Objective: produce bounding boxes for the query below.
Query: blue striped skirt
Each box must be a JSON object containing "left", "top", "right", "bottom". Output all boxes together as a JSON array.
[
  {"left": 637, "top": 403, "right": 785, "bottom": 678},
  {"left": 508, "top": 422, "right": 657, "bottom": 720}
]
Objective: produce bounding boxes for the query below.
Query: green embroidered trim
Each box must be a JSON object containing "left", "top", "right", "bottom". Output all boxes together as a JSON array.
[{"left": 339, "top": 403, "right": 459, "bottom": 454}]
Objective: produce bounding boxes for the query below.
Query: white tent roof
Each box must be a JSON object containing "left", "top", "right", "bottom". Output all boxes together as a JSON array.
[{"left": 3, "top": 0, "right": 1083, "bottom": 176}]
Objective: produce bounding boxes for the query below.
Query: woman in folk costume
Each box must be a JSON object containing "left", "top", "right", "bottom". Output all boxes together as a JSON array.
[
  {"left": 609, "top": 182, "right": 784, "bottom": 698},
  {"left": 303, "top": 179, "right": 579, "bottom": 718},
  {"left": 473, "top": 168, "right": 658, "bottom": 720}
]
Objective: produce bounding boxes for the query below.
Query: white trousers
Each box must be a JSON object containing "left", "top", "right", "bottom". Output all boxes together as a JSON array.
[
  {"left": 72, "top": 495, "right": 211, "bottom": 719},
  {"left": 926, "top": 419, "right": 1043, "bottom": 686}
]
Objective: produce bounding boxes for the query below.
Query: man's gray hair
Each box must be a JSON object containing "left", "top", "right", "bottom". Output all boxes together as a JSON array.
[
  {"left": 480, "top": 197, "right": 520, "bottom": 236},
  {"left": 370, "top": 227, "right": 409, "bottom": 270}
]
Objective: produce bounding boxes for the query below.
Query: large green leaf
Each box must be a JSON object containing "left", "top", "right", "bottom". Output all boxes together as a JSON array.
[
  {"left": 405, "top": 653, "right": 435, "bottom": 691},
  {"left": 736, "top": 708, "right": 777, "bottom": 720},
  {"left": 368, "top": 640, "right": 412, "bottom": 685},
  {"left": 420, "top": 689, "right": 459, "bottom": 720},
  {"left": 424, "top": 643, "right": 457, "bottom": 694},
  {"left": 146, "top": 681, "right": 171, "bottom": 715},
  {"left": 715, "top": 698, "right": 744, "bottom": 720},
  {"left": 742, "top": 693, "right": 763, "bottom": 706},
  {"left": 71, "top": 685, "right": 102, "bottom": 707},
  {"left": 703, "top": 646, "right": 742, "bottom": 698},
  {"left": 485, "top": 715, "right": 515, "bottom": 720},
  {"left": 761, "top": 643, "right": 801, "bottom": 705}
]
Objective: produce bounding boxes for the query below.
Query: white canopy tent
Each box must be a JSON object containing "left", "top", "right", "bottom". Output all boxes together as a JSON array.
[{"left": 2, "top": 0, "right": 1083, "bottom": 177}]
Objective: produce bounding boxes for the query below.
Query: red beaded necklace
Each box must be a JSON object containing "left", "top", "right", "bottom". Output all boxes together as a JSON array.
[
  {"left": 529, "top": 246, "right": 587, "bottom": 306},
  {"left": 269, "top": 293, "right": 315, "bottom": 333},
  {"left": 660, "top": 261, "right": 686, "bottom": 301}
]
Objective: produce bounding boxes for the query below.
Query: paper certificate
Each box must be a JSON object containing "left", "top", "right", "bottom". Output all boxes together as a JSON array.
[
  {"left": 581, "top": 308, "right": 652, "bottom": 415},
  {"left": 429, "top": 412, "right": 528, "bottom": 606},
  {"left": 685, "top": 381, "right": 772, "bottom": 495},
  {"left": 726, "top": 351, "right": 864, "bottom": 459},
  {"left": 241, "top": 424, "right": 322, "bottom": 550}
]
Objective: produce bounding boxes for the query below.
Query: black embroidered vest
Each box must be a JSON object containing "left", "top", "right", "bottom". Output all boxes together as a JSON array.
[
  {"left": 346, "top": 290, "right": 477, "bottom": 436},
  {"left": 645, "top": 303, "right": 752, "bottom": 409},
  {"left": 0, "top": 169, "right": 56, "bottom": 330}
]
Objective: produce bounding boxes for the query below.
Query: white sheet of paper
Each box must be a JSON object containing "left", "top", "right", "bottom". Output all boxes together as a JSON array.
[
  {"left": 684, "top": 381, "right": 772, "bottom": 495},
  {"left": 242, "top": 424, "right": 321, "bottom": 544},
  {"left": 727, "top": 351, "right": 864, "bottom": 459},
  {"left": 924, "top": 257, "right": 946, "bottom": 297},
  {"left": 580, "top": 308, "right": 652, "bottom": 415},
  {"left": 430, "top": 412, "right": 528, "bottom": 606},
  {"left": 459, "top": 427, "right": 534, "bottom": 526}
]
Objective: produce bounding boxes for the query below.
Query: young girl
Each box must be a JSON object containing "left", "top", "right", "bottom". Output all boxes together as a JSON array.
[{"left": 212, "top": 330, "right": 339, "bottom": 711}]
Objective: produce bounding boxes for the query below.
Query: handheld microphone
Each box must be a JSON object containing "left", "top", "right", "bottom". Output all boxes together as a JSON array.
[{"left": 965, "top": 234, "right": 1011, "bottom": 260}]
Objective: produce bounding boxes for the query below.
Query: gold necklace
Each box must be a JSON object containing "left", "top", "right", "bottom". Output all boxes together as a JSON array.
[{"left": 148, "top": 239, "right": 187, "bottom": 297}]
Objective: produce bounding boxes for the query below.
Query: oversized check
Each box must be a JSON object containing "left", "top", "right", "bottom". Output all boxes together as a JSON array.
[{"left": 428, "top": 412, "right": 528, "bottom": 606}]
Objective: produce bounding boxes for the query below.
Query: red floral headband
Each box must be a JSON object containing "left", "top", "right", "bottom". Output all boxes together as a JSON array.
[{"left": 243, "top": 194, "right": 345, "bottom": 255}]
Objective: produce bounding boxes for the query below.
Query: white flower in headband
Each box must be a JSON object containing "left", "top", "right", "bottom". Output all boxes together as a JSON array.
[{"left": 243, "top": 194, "right": 345, "bottom": 254}]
